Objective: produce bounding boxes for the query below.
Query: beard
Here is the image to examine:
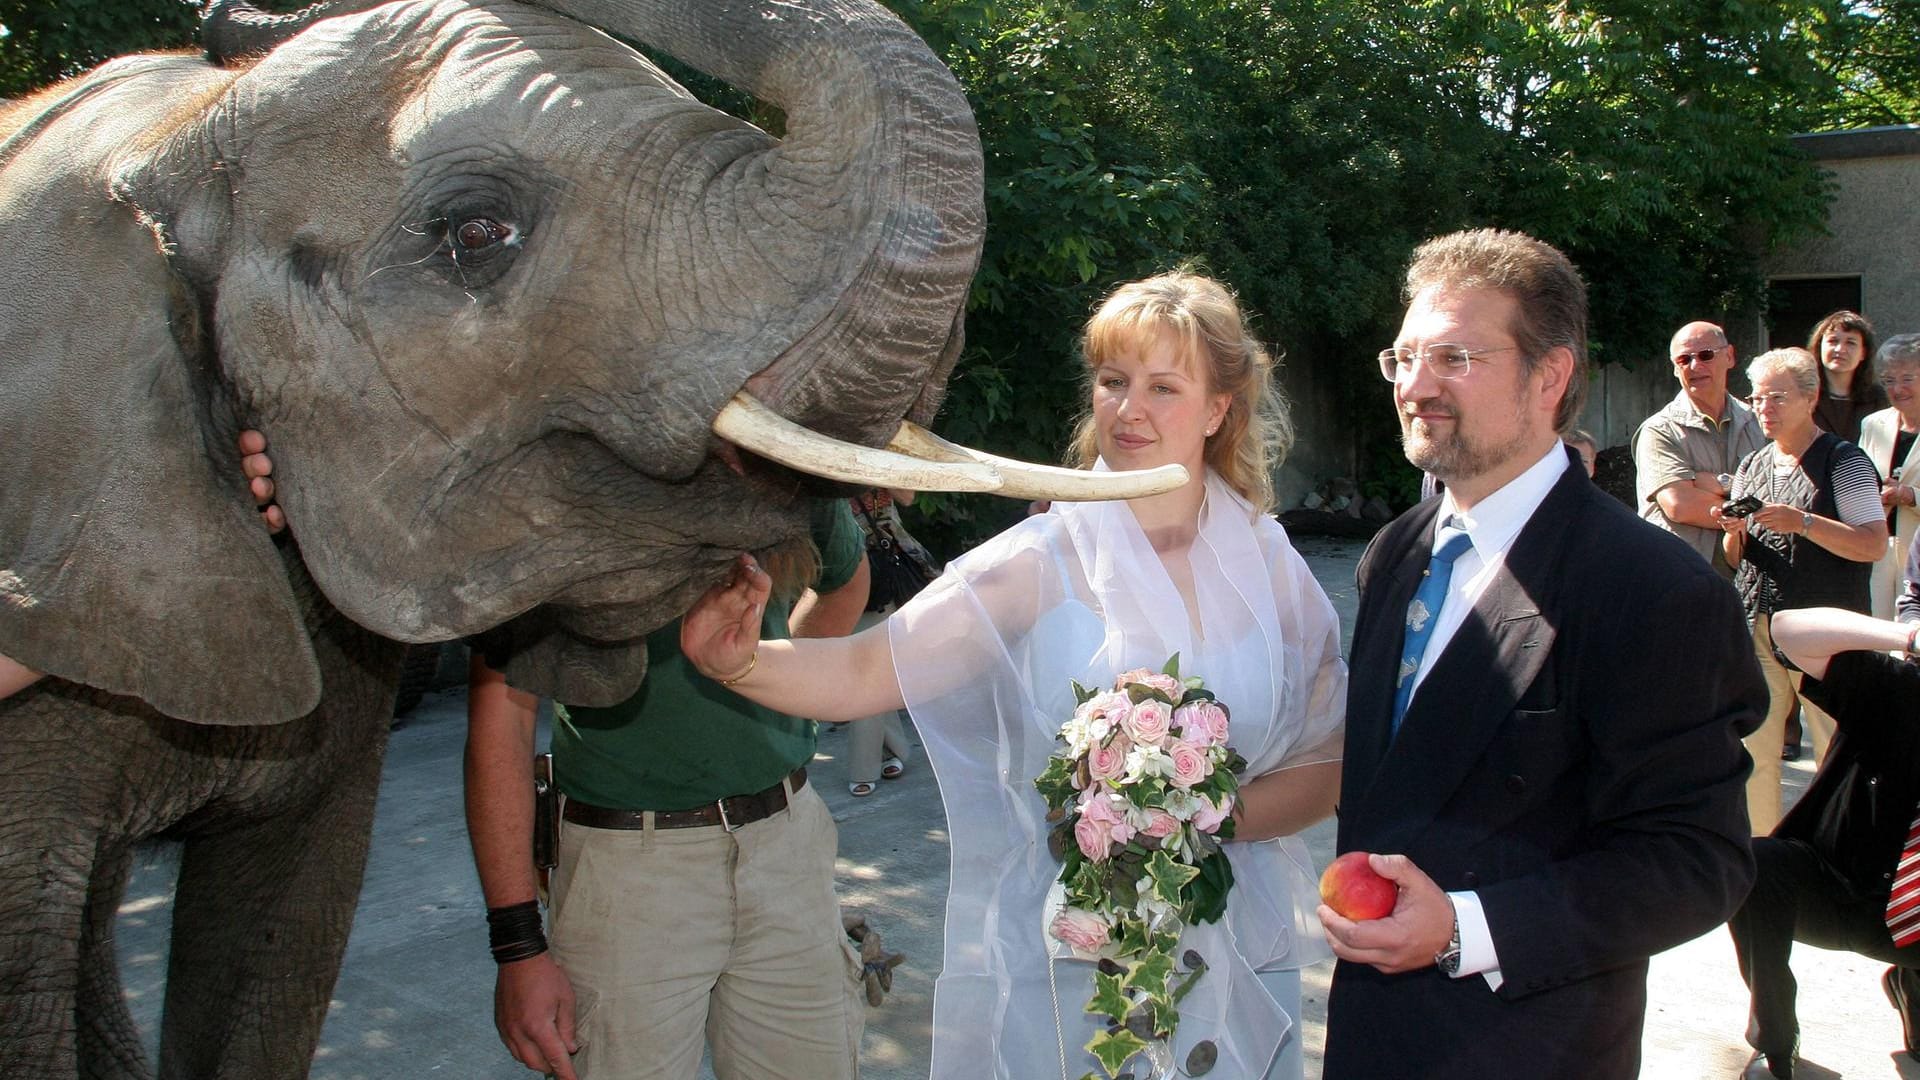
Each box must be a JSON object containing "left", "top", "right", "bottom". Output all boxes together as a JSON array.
[{"left": 1399, "top": 394, "right": 1537, "bottom": 483}]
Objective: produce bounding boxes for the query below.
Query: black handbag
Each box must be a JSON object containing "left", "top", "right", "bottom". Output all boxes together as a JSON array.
[{"left": 859, "top": 505, "right": 935, "bottom": 612}]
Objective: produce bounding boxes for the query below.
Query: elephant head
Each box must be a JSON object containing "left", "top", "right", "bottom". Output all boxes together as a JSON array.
[{"left": 0, "top": 0, "right": 1176, "bottom": 722}]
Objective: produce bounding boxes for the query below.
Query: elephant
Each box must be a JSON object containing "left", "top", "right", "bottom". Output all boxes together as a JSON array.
[{"left": 0, "top": 0, "right": 1018, "bottom": 1074}]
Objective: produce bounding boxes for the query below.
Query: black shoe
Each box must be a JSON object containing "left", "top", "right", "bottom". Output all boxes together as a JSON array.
[
  {"left": 1883, "top": 966, "right": 1920, "bottom": 1061},
  {"left": 1741, "top": 1050, "right": 1794, "bottom": 1079},
  {"left": 1781, "top": 741, "right": 1802, "bottom": 761}
]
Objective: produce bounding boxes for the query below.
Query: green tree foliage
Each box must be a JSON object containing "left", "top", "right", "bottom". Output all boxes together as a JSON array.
[
  {"left": 0, "top": 1, "right": 200, "bottom": 98},
  {"left": 893, "top": 0, "right": 1873, "bottom": 549},
  {"left": 1810, "top": 1, "right": 1920, "bottom": 126}
]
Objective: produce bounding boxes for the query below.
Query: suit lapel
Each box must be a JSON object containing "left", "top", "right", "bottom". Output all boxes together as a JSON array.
[
  {"left": 1345, "top": 501, "right": 1441, "bottom": 805},
  {"left": 1347, "top": 463, "right": 1586, "bottom": 851}
]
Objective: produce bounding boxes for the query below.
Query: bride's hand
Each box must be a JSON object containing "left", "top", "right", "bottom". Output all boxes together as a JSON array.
[{"left": 680, "top": 554, "right": 771, "bottom": 682}]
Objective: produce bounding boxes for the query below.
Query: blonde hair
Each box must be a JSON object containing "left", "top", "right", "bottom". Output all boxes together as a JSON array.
[{"left": 1063, "top": 270, "right": 1291, "bottom": 512}]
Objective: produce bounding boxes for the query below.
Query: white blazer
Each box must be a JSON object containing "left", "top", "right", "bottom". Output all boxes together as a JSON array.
[{"left": 1857, "top": 407, "right": 1920, "bottom": 618}]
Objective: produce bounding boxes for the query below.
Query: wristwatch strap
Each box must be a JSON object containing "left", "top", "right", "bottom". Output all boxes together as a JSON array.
[{"left": 1434, "top": 908, "right": 1463, "bottom": 976}]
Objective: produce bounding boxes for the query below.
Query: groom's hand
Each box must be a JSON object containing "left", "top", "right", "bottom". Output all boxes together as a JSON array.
[{"left": 1317, "top": 852, "right": 1454, "bottom": 974}]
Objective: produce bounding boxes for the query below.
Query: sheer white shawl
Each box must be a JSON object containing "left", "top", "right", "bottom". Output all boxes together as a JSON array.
[{"left": 889, "top": 467, "right": 1347, "bottom": 1079}]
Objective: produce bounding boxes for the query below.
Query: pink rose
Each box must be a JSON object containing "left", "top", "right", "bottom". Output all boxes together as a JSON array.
[
  {"left": 1168, "top": 742, "right": 1211, "bottom": 789},
  {"left": 1124, "top": 699, "right": 1173, "bottom": 746},
  {"left": 1084, "top": 691, "right": 1131, "bottom": 734},
  {"left": 1074, "top": 814, "right": 1114, "bottom": 861},
  {"left": 1192, "top": 793, "right": 1234, "bottom": 832},
  {"left": 1087, "top": 738, "right": 1129, "bottom": 783},
  {"left": 1119, "top": 670, "right": 1182, "bottom": 698},
  {"left": 1140, "top": 808, "right": 1181, "bottom": 839},
  {"left": 1079, "top": 791, "right": 1136, "bottom": 847},
  {"left": 1050, "top": 907, "right": 1112, "bottom": 952},
  {"left": 1175, "top": 701, "right": 1230, "bottom": 747}
]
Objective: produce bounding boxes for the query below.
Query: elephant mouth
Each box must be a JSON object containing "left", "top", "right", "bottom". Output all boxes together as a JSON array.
[{"left": 709, "top": 393, "right": 1187, "bottom": 502}]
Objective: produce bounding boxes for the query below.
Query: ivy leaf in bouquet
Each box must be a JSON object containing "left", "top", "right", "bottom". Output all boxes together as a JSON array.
[{"left": 1034, "top": 654, "right": 1247, "bottom": 1079}]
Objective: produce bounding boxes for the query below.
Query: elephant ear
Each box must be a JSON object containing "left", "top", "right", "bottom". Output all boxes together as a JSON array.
[{"left": 0, "top": 105, "right": 321, "bottom": 724}]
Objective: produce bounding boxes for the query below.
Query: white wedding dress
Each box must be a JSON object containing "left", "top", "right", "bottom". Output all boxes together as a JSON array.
[{"left": 890, "top": 467, "right": 1347, "bottom": 1079}]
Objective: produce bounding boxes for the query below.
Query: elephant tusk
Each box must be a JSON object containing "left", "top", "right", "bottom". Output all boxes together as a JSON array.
[
  {"left": 710, "top": 395, "right": 1188, "bottom": 501},
  {"left": 886, "top": 420, "right": 1189, "bottom": 502},
  {"left": 713, "top": 394, "right": 1004, "bottom": 493}
]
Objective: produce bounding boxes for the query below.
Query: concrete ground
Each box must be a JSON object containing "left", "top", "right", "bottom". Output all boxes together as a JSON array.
[{"left": 116, "top": 534, "right": 1914, "bottom": 1078}]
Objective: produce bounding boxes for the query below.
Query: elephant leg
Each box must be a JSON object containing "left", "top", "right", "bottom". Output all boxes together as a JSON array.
[
  {"left": 77, "top": 843, "right": 151, "bottom": 1080},
  {"left": 0, "top": 823, "right": 93, "bottom": 1078},
  {"left": 154, "top": 748, "right": 385, "bottom": 1080}
]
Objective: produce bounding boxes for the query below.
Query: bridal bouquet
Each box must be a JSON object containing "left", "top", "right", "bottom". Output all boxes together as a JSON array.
[{"left": 1034, "top": 655, "right": 1246, "bottom": 1079}]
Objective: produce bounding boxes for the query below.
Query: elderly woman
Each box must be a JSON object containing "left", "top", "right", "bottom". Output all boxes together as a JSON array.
[
  {"left": 1809, "top": 309, "right": 1886, "bottom": 443},
  {"left": 1716, "top": 347, "right": 1887, "bottom": 834},
  {"left": 1860, "top": 335, "right": 1920, "bottom": 620},
  {"left": 684, "top": 271, "right": 1346, "bottom": 1080}
]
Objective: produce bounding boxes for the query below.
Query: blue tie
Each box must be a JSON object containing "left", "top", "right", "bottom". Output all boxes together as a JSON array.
[{"left": 1390, "top": 519, "right": 1473, "bottom": 734}]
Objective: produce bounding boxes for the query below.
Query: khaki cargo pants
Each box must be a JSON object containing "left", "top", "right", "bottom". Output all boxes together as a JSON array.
[{"left": 551, "top": 779, "right": 865, "bottom": 1079}]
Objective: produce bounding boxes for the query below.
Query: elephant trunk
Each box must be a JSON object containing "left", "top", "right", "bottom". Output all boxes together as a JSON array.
[
  {"left": 201, "top": 0, "right": 375, "bottom": 63},
  {"left": 541, "top": 0, "right": 984, "bottom": 458}
]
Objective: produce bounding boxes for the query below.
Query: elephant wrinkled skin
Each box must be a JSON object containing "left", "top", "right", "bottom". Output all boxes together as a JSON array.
[{"left": 0, "top": 0, "right": 982, "bottom": 1075}]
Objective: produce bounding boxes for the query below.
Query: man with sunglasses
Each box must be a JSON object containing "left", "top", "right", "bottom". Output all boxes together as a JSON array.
[{"left": 1633, "top": 322, "right": 1766, "bottom": 577}]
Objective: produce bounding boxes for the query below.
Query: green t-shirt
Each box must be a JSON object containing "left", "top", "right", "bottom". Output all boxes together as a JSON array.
[{"left": 551, "top": 499, "right": 863, "bottom": 809}]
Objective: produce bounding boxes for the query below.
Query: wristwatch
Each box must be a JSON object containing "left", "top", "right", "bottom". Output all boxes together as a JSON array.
[
  {"left": 1800, "top": 511, "right": 1814, "bottom": 534},
  {"left": 1434, "top": 911, "right": 1463, "bottom": 976}
]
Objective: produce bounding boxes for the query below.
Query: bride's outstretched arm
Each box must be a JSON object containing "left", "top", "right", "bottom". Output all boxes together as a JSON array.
[
  {"left": 681, "top": 554, "right": 906, "bottom": 722},
  {"left": 1232, "top": 758, "right": 1341, "bottom": 842}
]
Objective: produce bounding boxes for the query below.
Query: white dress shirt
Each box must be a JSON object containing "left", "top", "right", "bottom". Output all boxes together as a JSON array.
[{"left": 1411, "top": 441, "right": 1572, "bottom": 991}]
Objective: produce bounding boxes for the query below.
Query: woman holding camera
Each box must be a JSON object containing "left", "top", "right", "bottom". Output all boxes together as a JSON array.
[{"left": 1715, "top": 347, "right": 1886, "bottom": 834}]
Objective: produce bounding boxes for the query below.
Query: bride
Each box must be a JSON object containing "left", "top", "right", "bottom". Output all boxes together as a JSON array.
[{"left": 682, "top": 271, "right": 1347, "bottom": 1079}]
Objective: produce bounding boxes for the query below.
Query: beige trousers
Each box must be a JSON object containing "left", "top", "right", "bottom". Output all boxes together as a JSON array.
[
  {"left": 846, "top": 609, "right": 913, "bottom": 785},
  {"left": 550, "top": 780, "right": 865, "bottom": 1080},
  {"left": 1744, "top": 614, "right": 1836, "bottom": 835}
]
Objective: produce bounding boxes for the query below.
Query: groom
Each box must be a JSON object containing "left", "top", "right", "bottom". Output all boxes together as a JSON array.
[{"left": 1317, "top": 228, "right": 1765, "bottom": 1079}]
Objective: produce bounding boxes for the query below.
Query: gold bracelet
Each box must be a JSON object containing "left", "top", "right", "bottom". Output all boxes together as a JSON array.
[{"left": 718, "top": 650, "right": 758, "bottom": 687}]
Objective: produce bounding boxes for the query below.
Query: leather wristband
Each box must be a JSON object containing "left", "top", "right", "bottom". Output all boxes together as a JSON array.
[{"left": 486, "top": 900, "right": 548, "bottom": 965}]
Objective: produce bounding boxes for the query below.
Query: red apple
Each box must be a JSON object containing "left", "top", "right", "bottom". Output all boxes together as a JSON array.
[{"left": 1319, "top": 851, "right": 1397, "bottom": 920}]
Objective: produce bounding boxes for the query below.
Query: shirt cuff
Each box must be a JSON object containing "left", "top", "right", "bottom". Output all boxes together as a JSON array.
[{"left": 1447, "top": 891, "right": 1503, "bottom": 991}]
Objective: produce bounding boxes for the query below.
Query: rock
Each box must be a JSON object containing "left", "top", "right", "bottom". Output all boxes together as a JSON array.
[
  {"left": 1328, "top": 495, "right": 1351, "bottom": 512},
  {"left": 1362, "top": 496, "right": 1393, "bottom": 522},
  {"left": 1301, "top": 491, "right": 1325, "bottom": 510},
  {"left": 1328, "top": 476, "right": 1358, "bottom": 499}
]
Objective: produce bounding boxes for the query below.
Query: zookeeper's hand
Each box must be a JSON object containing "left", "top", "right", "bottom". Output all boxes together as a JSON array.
[
  {"left": 495, "top": 951, "right": 580, "bottom": 1080},
  {"left": 679, "top": 553, "right": 771, "bottom": 683},
  {"left": 1317, "top": 853, "right": 1456, "bottom": 975},
  {"left": 237, "top": 429, "right": 285, "bottom": 535}
]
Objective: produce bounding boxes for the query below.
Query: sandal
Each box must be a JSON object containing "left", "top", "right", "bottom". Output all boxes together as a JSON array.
[
  {"left": 848, "top": 780, "right": 878, "bottom": 797},
  {"left": 881, "top": 756, "right": 906, "bottom": 781}
]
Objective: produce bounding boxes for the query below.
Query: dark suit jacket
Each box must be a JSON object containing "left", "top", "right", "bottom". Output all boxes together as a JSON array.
[{"left": 1323, "top": 447, "right": 1766, "bottom": 1080}]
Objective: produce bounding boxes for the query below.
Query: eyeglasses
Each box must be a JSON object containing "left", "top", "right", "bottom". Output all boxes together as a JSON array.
[
  {"left": 1746, "top": 392, "right": 1799, "bottom": 410},
  {"left": 1673, "top": 347, "right": 1725, "bottom": 366},
  {"left": 1376, "top": 343, "right": 1516, "bottom": 382},
  {"left": 1882, "top": 374, "right": 1920, "bottom": 389}
]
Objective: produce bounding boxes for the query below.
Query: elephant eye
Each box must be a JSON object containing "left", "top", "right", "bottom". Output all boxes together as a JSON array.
[{"left": 453, "top": 217, "right": 512, "bottom": 251}]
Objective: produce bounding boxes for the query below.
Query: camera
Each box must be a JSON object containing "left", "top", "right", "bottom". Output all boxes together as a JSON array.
[{"left": 1719, "top": 495, "right": 1764, "bottom": 519}]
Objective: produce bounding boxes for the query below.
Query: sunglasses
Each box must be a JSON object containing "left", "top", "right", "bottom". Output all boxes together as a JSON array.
[{"left": 1673, "top": 347, "right": 1725, "bottom": 366}]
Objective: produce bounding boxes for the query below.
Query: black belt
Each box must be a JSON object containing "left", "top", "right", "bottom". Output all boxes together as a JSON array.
[{"left": 562, "top": 766, "right": 807, "bottom": 832}]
